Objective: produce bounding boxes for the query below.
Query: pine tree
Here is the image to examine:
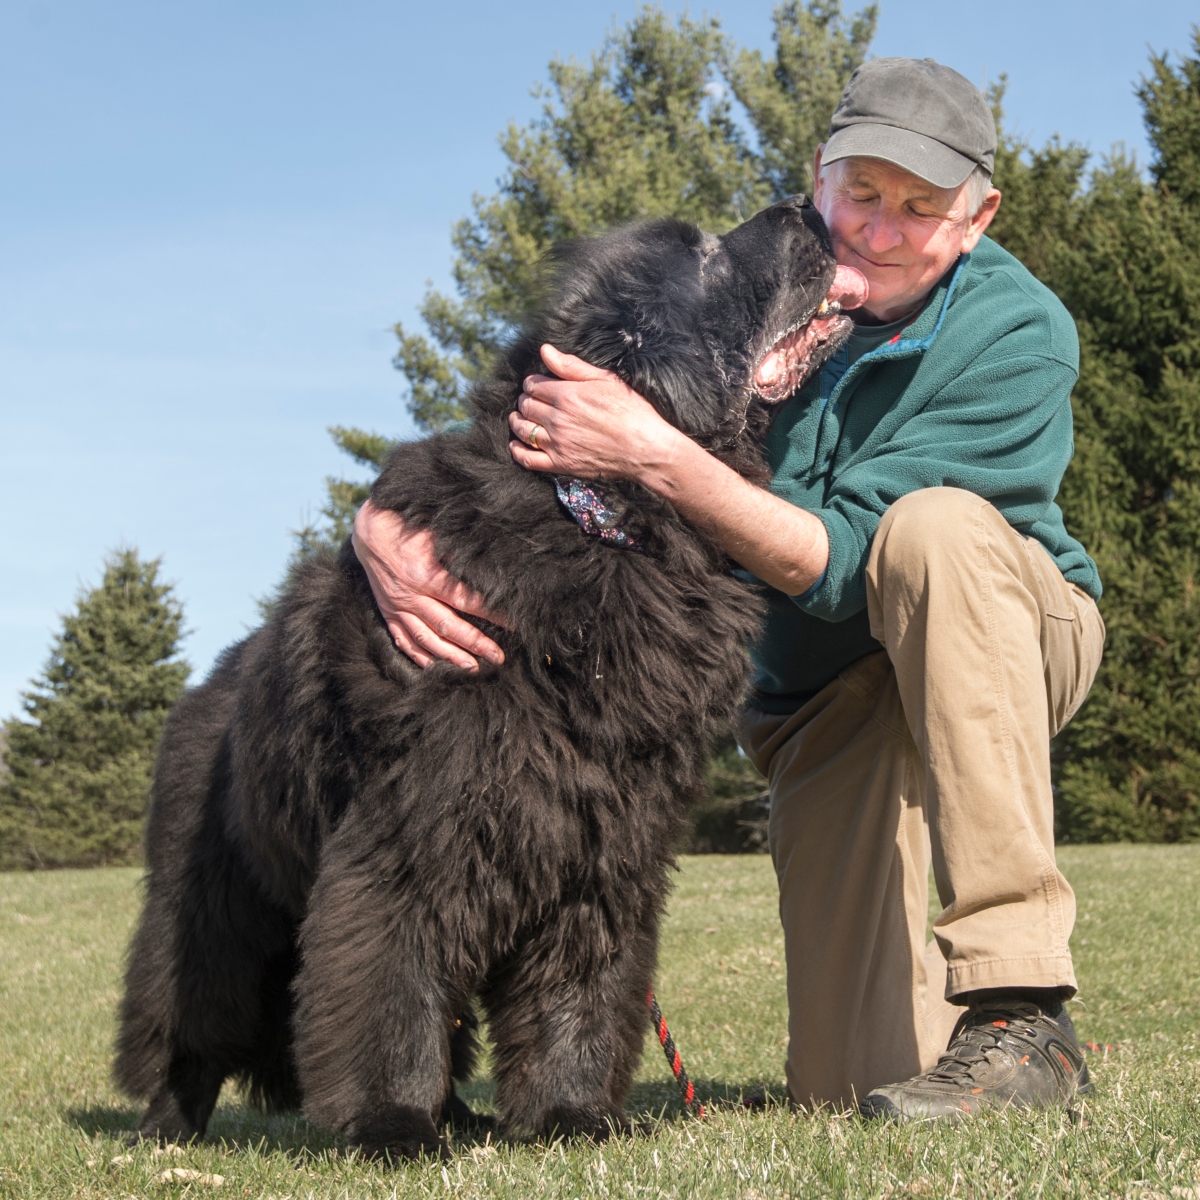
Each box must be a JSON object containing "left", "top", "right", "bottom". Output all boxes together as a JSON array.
[
  {"left": 0, "top": 550, "right": 189, "bottom": 868},
  {"left": 302, "top": 1, "right": 875, "bottom": 555},
  {"left": 392, "top": 6, "right": 771, "bottom": 436},
  {"left": 1052, "top": 40, "right": 1200, "bottom": 842},
  {"left": 989, "top": 34, "right": 1200, "bottom": 841},
  {"left": 985, "top": 81, "right": 1089, "bottom": 282},
  {"left": 724, "top": 0, "right": 876, "bottom": 198}
]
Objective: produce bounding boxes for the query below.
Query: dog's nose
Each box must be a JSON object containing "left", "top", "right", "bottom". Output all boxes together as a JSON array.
[{"left": 778, "top": 193, "right": 813, "bottom": 210}]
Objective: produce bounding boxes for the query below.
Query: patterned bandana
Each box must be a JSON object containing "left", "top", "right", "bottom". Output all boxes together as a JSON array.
[{"left": 554, "top": 477, "right": 642, "bottom": 550}]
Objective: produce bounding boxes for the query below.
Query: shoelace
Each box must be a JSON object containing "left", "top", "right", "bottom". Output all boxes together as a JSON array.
[{"left": 925, "top": 1003, "right": 1046, "bottom": 1084}]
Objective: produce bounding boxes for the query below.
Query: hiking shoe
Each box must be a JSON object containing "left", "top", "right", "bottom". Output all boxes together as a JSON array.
[{"left": 859, "top": 998, "right": 1092, "bottom": 1121}]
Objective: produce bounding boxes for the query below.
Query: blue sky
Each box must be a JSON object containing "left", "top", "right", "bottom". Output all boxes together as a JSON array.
[{"left": 2, "top": 0, "right": 1196, "bottom": 717}]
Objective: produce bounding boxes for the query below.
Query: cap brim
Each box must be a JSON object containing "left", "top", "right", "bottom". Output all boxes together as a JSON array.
[{"left": 823, "top": 123, "right": 978, "bottom": 189}]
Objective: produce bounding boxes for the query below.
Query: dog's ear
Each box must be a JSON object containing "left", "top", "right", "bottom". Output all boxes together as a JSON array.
[
  {"left": 617, "top": 226, "right": 729, "bottom": 435},
  {"left": 535, "top": 219, "right": 730, "bottom": 435}
]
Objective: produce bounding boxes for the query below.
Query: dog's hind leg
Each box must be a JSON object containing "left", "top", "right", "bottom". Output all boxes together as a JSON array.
[
  {"left": 484, "top": 899, "right": 660, "bottom": 1142},
  {"left": 116, "top": 740, "right": 302, "bottom": 1143},
  {"left": 239, "top": 939, "right": 304, "bottom": 1114},
  {"left": 133, "top": 956, "right": 299, "bottom": 1146},
  {"left": 118, "top": 857, "right": 300, "bottom": 1142},
  {"left": 135, "top": 1055, "right": 225, "bottom": 1145}
]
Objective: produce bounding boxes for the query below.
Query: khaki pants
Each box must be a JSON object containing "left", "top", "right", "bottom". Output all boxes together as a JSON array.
[{"left": 737, "top": 487, "right": 1105, "bottom": 1109}]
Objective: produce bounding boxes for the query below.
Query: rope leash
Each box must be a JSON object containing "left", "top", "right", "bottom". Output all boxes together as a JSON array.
[{"left": 646, "top": 989, "right": 706, "bottom": 1118}]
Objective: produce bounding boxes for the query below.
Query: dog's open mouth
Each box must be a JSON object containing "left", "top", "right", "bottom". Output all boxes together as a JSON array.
[{"left": 753, "top": 265, "right": 869, "bottom": 402}]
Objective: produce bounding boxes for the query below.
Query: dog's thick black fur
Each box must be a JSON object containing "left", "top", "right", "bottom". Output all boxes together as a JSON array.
[{"left": 114, "top": 195, "right": 851, "bottom": 1160}]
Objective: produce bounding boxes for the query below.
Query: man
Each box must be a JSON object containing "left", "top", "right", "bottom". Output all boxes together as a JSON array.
[{"left": 352, "top": 58, "right": 1104, "bottom": 1120}]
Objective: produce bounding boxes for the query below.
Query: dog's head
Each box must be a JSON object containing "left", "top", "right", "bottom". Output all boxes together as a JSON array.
[{"left": 529, "top": 196, "right": 867, "bottom": 438}]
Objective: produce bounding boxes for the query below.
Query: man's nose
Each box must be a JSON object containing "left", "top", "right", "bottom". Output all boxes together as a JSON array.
[{"left": 862, "top": 209, "right": 904, "bottom": 253}]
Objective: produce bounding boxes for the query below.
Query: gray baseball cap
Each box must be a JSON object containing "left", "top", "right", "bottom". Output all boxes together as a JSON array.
[{"left": 823, "top": 57, "right": 996, "bottom": 189}]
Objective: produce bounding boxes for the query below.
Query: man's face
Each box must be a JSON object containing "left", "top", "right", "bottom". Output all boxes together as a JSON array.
[{"left": 812, "top": 152, "right": 1000, "bottom": 322}]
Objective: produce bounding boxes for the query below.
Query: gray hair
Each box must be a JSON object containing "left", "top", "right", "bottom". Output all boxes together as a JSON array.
[{"left": 964, "top": 164, "right": 994, "bottom": 217}]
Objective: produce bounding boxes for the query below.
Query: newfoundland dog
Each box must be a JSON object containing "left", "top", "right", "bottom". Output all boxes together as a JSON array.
[{"left": 114, "top": 195, "right": 863, "bottom": 1159}]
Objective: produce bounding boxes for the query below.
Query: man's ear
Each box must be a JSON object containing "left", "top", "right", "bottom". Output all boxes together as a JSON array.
[
  {"left": 812, "top": 144, "right": 826, "bottom": 200},
  {"left": 961, "top": 188, "right": 1002, "bottom": 253}
]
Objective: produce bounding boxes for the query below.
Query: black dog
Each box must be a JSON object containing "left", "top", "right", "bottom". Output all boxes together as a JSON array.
[{"left": 114, "top": 195, "right": 857, "bottom": 1160}]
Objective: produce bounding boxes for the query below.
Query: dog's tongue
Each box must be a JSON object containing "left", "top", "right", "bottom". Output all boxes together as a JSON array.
[
  {"left": 751, "top": 266, "right": 870, "bottom": 400},
  {"left": 828, "top": 264, "right": 868, "bottom": 310}
]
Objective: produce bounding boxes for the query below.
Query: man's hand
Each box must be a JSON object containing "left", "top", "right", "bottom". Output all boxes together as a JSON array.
[
  {"left": 508, "top": 345, "right": 683, "bottom": 482},
  {"left": 351, "top": 498, "right": 505, "bottom": 671}
]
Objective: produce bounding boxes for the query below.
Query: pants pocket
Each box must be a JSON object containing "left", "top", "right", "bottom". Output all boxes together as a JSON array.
[
  {"left": 1048, "top": 587, "right": 1105, "bottom": 735},
  {"left": 1023, "top": 536, "right": 1077, "bottom": 620}
]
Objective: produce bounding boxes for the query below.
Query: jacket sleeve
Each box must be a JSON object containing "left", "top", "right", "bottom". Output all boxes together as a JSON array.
[{"left": 792, "top": 351, "right": 1078, "bottom": 623}]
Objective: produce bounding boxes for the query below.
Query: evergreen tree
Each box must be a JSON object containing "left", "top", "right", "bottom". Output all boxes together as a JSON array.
[
  {"left": 302, "top": 1, "right": 875, "bottom": 555},
  {"left": 985, "top": 81, "right": 1090, "bottom": 282},
  {"left": 0, "top": 550, "right": 189, "bottom": 868},
  {"left": 724, "top": 0, "right": 876, "bottom": 198},
  {"left": 676, "top": 730, "right": 771, "bottom": 853},
  {"left": 1052, "top": 41, "right": 1200, "bottom": 842},
  {"left": 988, "top": 34, "right": 1200, "bottom": 841},
  {"left": 393, "top": 7, "right": 771, "bottom": 435}
]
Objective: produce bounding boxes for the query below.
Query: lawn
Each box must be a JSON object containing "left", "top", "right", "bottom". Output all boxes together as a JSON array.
[{"left": 1, "top": 848, "right": 1198, "bottom": 1199}]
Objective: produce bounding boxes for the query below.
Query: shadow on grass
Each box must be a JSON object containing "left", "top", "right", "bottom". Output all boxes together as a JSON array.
[
  {"left": 65, "top": 1100, "right": 342, "bottom": 1158},
  {"left": 628, "top": 1077, "right": 788, "bottom": 1122},
  {"left": 66, "top": 1090, "right": 496, "bottom": 1160},
  {"left": 64, "top": 1076, "right": 784, "bottom": 1162},
  {"left": 66, "top": 1104, "right": 140, "bottom": 1140}
]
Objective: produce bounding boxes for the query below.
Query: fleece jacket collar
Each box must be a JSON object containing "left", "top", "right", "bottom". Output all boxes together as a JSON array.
[{"left": 826, "top": 252, "right": 969, "bottom": 409}]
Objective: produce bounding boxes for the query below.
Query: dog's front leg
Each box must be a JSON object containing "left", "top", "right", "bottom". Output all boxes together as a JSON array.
[
  {"left": 484, "top": 896, "right": 660, "bottom": 1142},
  {"left": 292, "top": 822, "right": 467, "bottom": 1163}
]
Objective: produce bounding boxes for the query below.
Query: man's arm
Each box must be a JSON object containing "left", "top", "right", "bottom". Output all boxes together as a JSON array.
[{"left": 509, "top": 346, "right": 830, "bottom": 596}]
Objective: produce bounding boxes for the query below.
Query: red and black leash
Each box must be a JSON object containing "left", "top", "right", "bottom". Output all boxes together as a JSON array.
[{"left": 646, "top": 989, "right": 706, "bottom": 1118}]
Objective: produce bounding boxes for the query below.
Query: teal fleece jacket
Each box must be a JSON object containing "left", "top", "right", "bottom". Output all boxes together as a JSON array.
[{"left": 749, "top": 235, "right": 1101, "bottom": 713}]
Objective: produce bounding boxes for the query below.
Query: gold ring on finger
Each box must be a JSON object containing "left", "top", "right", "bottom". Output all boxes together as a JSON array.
[{"left": 529, "top": 424, "right": 543, "bottom": 451}]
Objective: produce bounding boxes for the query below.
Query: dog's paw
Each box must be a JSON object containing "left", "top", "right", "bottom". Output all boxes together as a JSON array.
[
  {"left": 537, "top": 1104, "right": 632, "bottom": 1143},
  {"left": 347, "top": 1103, "right": 448, "bottom": 1163},
  {"left": 134, "top": 1092, "right": 202, "bottom": 1147}
]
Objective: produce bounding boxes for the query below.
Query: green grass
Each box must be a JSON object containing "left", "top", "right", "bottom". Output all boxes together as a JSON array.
[{"left": 2, "top": 848, "right": 1199, "bottom": 1199}]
